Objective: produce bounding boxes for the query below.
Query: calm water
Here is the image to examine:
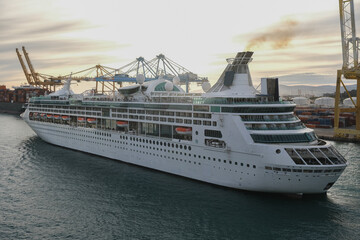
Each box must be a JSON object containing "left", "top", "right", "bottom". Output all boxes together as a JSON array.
[{"left": 0, "top": 114, "right": 359, "bottom": 240}]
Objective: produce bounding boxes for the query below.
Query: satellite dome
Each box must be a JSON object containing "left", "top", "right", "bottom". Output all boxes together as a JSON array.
[
  {"left": 165, "top": 82, "right": 174, "bottom": 91},
  {"left": 202, "top": 82, "right": 211, "bottom": 92},
  {"left": 136, "top": 74, "right": 145, "bottom": 84}
]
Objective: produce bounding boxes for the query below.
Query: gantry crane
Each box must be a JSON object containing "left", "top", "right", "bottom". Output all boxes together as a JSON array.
[
  {"left": 16, "top": 46, "right": 63, "bottom": 92},
  {"left": 63, "top": 64, "right": 118, "bottom": 94},
  {"left": 16, "top": 48, "right": 36, "bottom": 86},
  {"left": 16, "top": 47, "right": 209, "bottom": 94},
  {"left": 335, "top": 0, "right": 360, "bottom": 138},
  {"left": 112, "top": 54, "right": 208, "bottom": 93}
]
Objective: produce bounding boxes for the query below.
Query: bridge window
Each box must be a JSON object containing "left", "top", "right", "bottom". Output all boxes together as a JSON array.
[{"left": 204, "top": 130, "right": 222, "bottom": 138}]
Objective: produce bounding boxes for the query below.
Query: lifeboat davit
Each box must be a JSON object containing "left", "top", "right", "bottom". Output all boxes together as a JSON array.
[
  {"left": 175, "top": 127, "right": 192, "bottom": 135},
  {"left": 116, "top": 121, "right": 129, "bottom": 127},
  {"left": 87, "top": 118, "right": 96, "bottom": 124},
  {"left": 54, "top": 115, "right": 61, "bottom": 120},
  {"left": 77, "top": 117, "right": 86, "bottom": 123},
  {"left": 61, "top": 115, "right": 70, "bottom": 121},
  {"left": 47, "top": 114, "right": 53, "bottom": 119}
]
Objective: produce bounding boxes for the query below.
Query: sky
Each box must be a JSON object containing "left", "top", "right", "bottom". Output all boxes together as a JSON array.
[{"left": 0, "top": 0, "right": 359, "bottom": 92}]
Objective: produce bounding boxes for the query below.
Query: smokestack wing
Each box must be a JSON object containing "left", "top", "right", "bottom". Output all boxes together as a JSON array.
[{"left": 207, "top": 51, "right": 256, "bottom": 96}]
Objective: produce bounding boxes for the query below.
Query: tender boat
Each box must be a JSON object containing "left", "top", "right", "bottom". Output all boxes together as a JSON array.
[{"left": 175, "top": 127, "right": 192, "bottom": 135}]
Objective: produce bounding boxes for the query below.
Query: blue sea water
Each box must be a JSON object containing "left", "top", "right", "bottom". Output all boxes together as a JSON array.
[{"left": 0, "top": 113, "right": 359, "bottom": 239}]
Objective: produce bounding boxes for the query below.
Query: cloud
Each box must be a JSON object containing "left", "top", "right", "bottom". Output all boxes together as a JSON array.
[{"left": 274, "top": 72, "right": 336, "bottom": 86}]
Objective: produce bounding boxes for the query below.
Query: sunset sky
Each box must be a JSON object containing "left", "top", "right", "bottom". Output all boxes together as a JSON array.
[{"left": 1, "top": 0, "right": 359, "bottom": 92}]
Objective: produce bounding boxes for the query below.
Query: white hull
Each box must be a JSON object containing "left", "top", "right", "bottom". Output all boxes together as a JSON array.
[{"left": 25, "top": 118, "right": 344, "bottom": 194}]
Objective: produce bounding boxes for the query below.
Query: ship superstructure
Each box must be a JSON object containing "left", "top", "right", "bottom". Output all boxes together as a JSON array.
[{"left": 22, "top": 52, "right": 347, "bottom": 194}]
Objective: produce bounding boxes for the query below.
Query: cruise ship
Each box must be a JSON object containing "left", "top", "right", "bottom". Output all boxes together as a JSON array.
[{"left": 21, "top": 52, "right": 347, "bottom": 194}]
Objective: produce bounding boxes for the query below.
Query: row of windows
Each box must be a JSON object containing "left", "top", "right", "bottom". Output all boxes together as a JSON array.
[
  {"left": 222, "top": 106, "right": 295, "bottom": 113},
  {"left": 241, "top": 114, "right": 298, "bottom": 122},
  {"left": 285, "top": 147, "right": 346, "bottom": 165},
  {"left": 265, "top": 166, "right": 344, "bottom": 174},
  {"left": 251, "top": 132, "right": 317, "bottom": 143},
  {"left": 112, "top": 110, "right": 211, "bottom": 119},
  {"left": 125, "top": 136, "right": 192, "bottom": 151},
  {"left": 110, "top": 113, "right": 216, "bottom": 126},
  {"left": 245, "top": 122, "right": 304, "bottom": 131},
  {"left": 29, "top": 107, "right": 102, "bottom": 116}
]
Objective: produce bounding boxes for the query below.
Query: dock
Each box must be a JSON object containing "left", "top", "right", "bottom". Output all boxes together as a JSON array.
[{"left": 314, "top": 128, "right": 360, "bottom": 143}]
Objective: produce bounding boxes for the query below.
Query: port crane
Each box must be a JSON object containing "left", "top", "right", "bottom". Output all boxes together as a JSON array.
[
  {"left": 335, "top": 0, "right": 360, "bottom": 138},
  {"left": 83, "top": 54, "right": 208, "bottom": 93},
  {"left": 62, "top": 64, "right": 119, "bottom": 94},
  {"left": 16, "top": 47, "right": 208, "bottom": 94},
  {"left": 16, "top": 47, "right": 63, "bottom": 92},
  {"left": 111, "top": 54, "right": 208, "bottom": 93}
]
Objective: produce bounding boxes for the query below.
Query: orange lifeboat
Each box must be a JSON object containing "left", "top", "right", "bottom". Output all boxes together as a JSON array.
[
  {"left": 77, "top": 117, "right": 86, "bottom": 123},
  {"left": 61, "top": 115, "right": 70, "bottom": 121},
  {"left": 175, "top": 127, "right": 192, "bottom": 135},
  {"left": 47, "top": 114, "right": 53, "bottom": 119},
  {"left": 116, "top": 121, "right": 128, "bottom": 127},
  {"left": 54, "top": 115, "right": 61, "bottom": 120},
  {"left": 87, "top": 118, "right": 96, "bottom": 124}
]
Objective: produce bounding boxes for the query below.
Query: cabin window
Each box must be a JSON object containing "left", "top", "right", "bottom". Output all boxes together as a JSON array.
[
  {"left": 193, "top": 120, "right": 201, "bottom": 125},
  {"left": 203, "top": 121, "right": 211, "bottom": 126},
  {"left": 204, "top": 130, "right": 222, "bottom": 138},
  {"left": 194, "top": 105, "right": 209, "bottom": 112}
]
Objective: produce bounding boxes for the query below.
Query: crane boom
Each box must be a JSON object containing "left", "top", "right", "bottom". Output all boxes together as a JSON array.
[
  {"left": 335, "top": 0, "right": 360, "bottom": 138},
  {"left": 22, "top": 46, "right": 40, "bottom": 85},
  {"left": 339, "top": 0, "right": 359, "bottom": 71},
  {"left": 16, "top": 48, "right": 34, "bottom": 85}
]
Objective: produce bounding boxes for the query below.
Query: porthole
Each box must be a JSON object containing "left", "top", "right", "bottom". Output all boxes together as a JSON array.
[
  {"left": 195, "top": 131, "right": 198, "bottom": 135},
  {"left": 276, "top": 149, "right": 281, "bottom": 154}
]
